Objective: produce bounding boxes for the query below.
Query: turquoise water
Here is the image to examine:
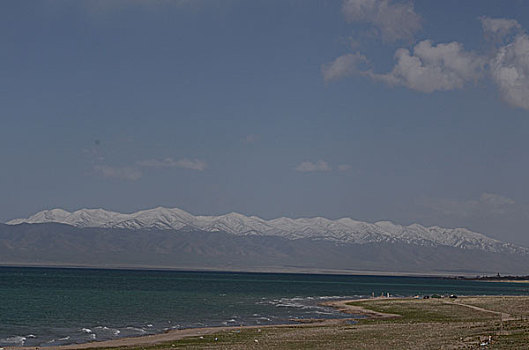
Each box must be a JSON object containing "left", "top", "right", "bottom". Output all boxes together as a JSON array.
[{"left": 0, "top": 267, "right": 528, "bottom": 347}]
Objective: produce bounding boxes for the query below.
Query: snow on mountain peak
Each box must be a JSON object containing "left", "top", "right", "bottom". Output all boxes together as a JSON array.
[{"left": 6, "top": 207, "right": 528, "bottom": 255}]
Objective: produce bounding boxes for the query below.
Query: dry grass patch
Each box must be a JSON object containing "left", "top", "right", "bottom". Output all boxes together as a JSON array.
[{"left": 458, "top": 296, "right": 529, "bottom": 319}]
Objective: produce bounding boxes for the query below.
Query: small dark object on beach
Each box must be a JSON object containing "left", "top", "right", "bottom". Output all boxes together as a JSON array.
[
  {"left": 449, "top": 294, "right": 458, "bottom": 299},
  {"left": 423, "top": 295, "right": 430, "bottom": 299}
]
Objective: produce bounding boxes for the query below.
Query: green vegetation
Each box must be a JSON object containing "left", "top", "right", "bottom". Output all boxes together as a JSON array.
[{"left": 347, "top": 298, "right": 496, "bottom": 323}]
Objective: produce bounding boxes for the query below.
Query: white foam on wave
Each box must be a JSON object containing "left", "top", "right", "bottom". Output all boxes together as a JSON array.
[
  {"left": 272, "top": 299, "right": 312, "bottom": 309},
  {"left": 46, "top": 335, "right": 71, "bottom": 344},
  {"left": 256, "top": 316, "right": 271, "bottom": 321},
  {"left": 93, "top": 325, "right": 121, "bottom": 336},
  {"left": 81, "top": 328, "right": 92, "bottom": 334},
  {"left": 257, "top": 295, "right": 359, "bottom": 320},
  {"left": 125, "top": 327, "right": 147, "bottom": 334},
  {"left": 317, "top": 295, "right": 351, "bottom": 300},
  {"left": 290, "top": 296, "right": 314, "bottom": 301},
  {"left": 1, "top": 336, "right": 26, "bottom": 345},
  {"left": 313, "top": 311, "right": 334, "bottom": 315}
]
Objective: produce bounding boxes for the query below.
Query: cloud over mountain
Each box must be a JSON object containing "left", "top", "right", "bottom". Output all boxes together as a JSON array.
[
  {"left": 322, "top": 53, "right": 368, "bottom": 82},
  {"left": 138, "top": 158, "right": 207, "bottom": 171},
  {"left": 342, "top": 0, "right": 422, "bottom": 42},
  {"left": 370, "top": 40, "right": 485, "bottom": 93},
  {"left": 326, "top": 5, "right": 529, "bottom": 110},
  {"left": 481, "top": 17, "right": 521, "bottom": 40},
  {"left": 424, "top": 193, "right": 517, "bottom": 217},
  {"left": 295, "top": 160, "right": 332, "bottom": 172},
  {"left": 93, "top": 165, "right": 143, "bottom": 181},
  {"left": 490, "top": 33, "right": 529, "bottom": 110}
]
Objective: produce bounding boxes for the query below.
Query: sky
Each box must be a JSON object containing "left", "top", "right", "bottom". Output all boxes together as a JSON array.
[{"left": 2, "top": 0, "right": 529, "bottom": 246}]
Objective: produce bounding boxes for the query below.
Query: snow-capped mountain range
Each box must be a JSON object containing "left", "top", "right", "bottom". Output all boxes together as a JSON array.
[{"left": 7, "top": 207, "right": 528, "bottom": 255}]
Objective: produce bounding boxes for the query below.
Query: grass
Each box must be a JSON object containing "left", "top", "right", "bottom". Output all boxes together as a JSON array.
[
  {"left": 455, "top": 296, "right": 529, "bottom": 318},
  {"left": 94, "top": 296, "right": 529, "bottom": 350},
  {"left": 347, "top": 298, "right": 497, "bottom": 323}
]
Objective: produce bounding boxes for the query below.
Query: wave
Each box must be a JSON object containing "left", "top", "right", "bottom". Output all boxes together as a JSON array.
[
  {"left": 1, "top": 336, "right": 26, "bottom": 345},
  {"left": 1, "top": 295, "right": 364, "bottom": 347},
  {"left": 125, "top": 327, "right": 147, "bottom": 334}
]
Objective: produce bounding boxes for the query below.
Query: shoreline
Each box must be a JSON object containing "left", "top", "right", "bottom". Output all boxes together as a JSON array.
[
  {"left": 11, "top": 321, "right": 347, "bottom": 350},
  {"left": 476, "top": 279, "right": 529, "bottom": 283},
  {"left": 10, "top": 297, "right": 393, "bottom": 350}
]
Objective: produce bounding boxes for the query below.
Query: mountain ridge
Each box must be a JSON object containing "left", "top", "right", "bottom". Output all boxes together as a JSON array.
[
  {"left": 7, "top": 207, "right": 528, "bottom": 256},
  {"left": 1, "top": 223, "right": 528, "bottom": 275}
]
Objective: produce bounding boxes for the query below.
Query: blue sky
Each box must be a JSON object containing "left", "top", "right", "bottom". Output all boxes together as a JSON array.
[{"left": 2, "top": 0, "right": 529, "bottom": 246}]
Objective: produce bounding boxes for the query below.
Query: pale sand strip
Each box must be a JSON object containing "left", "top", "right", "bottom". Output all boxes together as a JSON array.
[
  {"left": 478, "top": 280, "right": 529, "bottom": 283},
  {"left": 320, "top": 297, "right": 401, "bottom": 319},
  {"left": 12, "top": 321, "right": 341, "bottom": 350},
  {"left": 9, "top": 298, "right": 393, "bottom": 350}
]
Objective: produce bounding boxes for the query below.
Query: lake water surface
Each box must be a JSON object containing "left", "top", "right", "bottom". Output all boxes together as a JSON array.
[{"left": 1, "top": 267, "right": 528, "bottom": 347}]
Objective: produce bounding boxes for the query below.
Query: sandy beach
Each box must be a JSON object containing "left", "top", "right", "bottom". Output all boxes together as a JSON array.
[
  {"left": 479, "top": 279, "right": 529, "bottom": 283},
  {"left": 11, "top": 319, "right": 349, "bottom": 350},
  {"left": 320, "top": 297, "right": 401, "bottom": 319}
]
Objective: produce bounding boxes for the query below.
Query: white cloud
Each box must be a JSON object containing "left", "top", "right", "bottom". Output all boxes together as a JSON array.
[
  {"left": 73, "top": 0, "right": 197, "bottom": 15},
  {"left": 91, "top": 157, "right": 206, "bottom": 181},
  {"left": 242, "top": 134, "right": 259, "bottom": 144},
  {"left": 324, "top": 13, "right": 529, "bottom": 111},
  {"left": 480, "top": 193, "right": 515, "bottom": 208},
  {"left": 490, "top": 34, "right": 529, "bottom": 110},
  {"left": 295, "top": 160, "right": 332, "bottom": 172},
  {"left": 370, "top": 40, "right": 485, "bottom": 93},
  {"left": 174, "top": 158, "right": 207, "bottom": 171},
  {"left": 138, "top": 158, "right": 207, "bottom": 171},
  {"left": 342, "top": 0, "right": 421, "bottom": 42},
  {"left": 481, "top": 17, "right": 521, "bottom": 40},
  {"left": 424, "top": 193, "right": 516, "bottom": 217},
  {"left": 322, "top": 53, "right": 367, "bottom": 82},
  {"left": 94, "top": 165, "right": 142, "bottom": 181}
]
